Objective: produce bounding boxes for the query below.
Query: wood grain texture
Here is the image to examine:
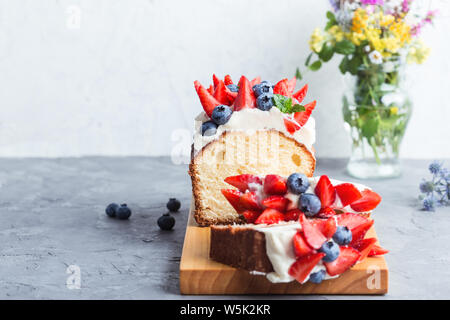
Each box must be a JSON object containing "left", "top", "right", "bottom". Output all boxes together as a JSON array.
[{"left": 180, "top": 200, "right": 388, "bottom": 295}]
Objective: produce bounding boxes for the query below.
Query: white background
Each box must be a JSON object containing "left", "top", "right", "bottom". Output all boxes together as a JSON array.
[{"left": 0, "top": 0, "right": 448, "bottom": 158}]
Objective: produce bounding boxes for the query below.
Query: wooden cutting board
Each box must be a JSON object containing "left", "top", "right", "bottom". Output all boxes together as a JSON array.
[{"left": 180, "top": 201, "right": 388, "bottom": 295}]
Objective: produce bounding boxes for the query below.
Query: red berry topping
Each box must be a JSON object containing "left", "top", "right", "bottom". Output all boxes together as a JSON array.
[
  {"left": 350, "top": 189, "right": 382, "bottom": 212},
  {"left": 241, "top": 210, "right": 262, "bottom": 224},
  {"left": 254, "top": 208, "right": 285, "bottom": 225},
  {"left": 354, "top": 237, "right": 377, "bottom": 261},
  {"left": 292, "top": 84, "right": 308, "bottom": 103},
  {"left": 262, "top": 195, "right": 289, "bottom": 212},
  {"left": 234, "top": 76, "right": 256, "bottom": 111},
  {"left": 299, "top": 213, "right": 327, "bottom": 249},
  {"left": 335, "top": 183, "right": 363, "bottom": 207},
  {"left": 240, "top": 191, "right": 262, "bottom": 211},
  {"left": 368, "top": 244, "right": 389, "bottom": 257},
  {"left": 292, "top": 232, "right": 315, "bottom": 257},
  {"left": 324, "top": 247, "right": 360, "bottom": 276},
  {"left": 293, "top": 100, "right": 316, "bottom": 127},
  {"left": 263, "top": 175, "right": 288, "bottom": 195},
  {"left": 284, "top": 209, "right": 303, "bottom": 222},
  {"left": 314, "top": 175, "right": 336, "bottom": 208},
  {"left": 221, "top": 189, "right": 245, "bottom": 213},
  {"left": 224, "top": 174, "right": 262, "bottom": 192},
  {"left": 289, "top": 252, "right": 326, "bottom": 283},
  {"left": 194, "top": 80, "right": 222, "bottom": 117}
]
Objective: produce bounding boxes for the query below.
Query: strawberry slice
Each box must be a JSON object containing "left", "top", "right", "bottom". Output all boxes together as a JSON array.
[
  {"left": 273, "top": 79, "right": 290, "bottom": 96},
  {"left": 335, "top": 183, "right": 363, "bottom": 207},
  {"left": 316, "top": 207, "right": 336, "bottom": 219},
  {"left": 263, "top": 175, "right": 288, "bottom": 195},
  {"left": 224, "top": 174, "right": 262, "bottom": 192},
  {"left": 354, "top": 238, "right": 377, "bottom": 261},
  {"left": 293, "top": 100, "right": 316, "bottom": 127},
  {"left": 250, "top": 76, "right": 261, "bottom": 87},
  {"left": 254, "top": 208, "right": 285, "bottom": 225},
  {"left": 314, "top": 175, "right": 336, "bottom": 208},
  {"left": 299, "top": 213, "right": 327, "bottom": 249},
  {"left": 350, "top": 219, "right": 374, "bottom": 247},
  {"left": 207, "top": 84, "right": 214, "bottom": 95},
  {"left": 324, "top": 247, "right": 360, "bottom": 276},
  {"left": 289, "top": 253, "right": 326, "bottom": 283},
  {"left": 287, "top": 77, "right": 296, "bottom": 95},
  {"left": 224, "top": 74, "right": 233, "bottom": 85},
  {"left": 350, "top": 189, "right": 382, "bottom": 212},
  {"left": 336, "top": 212, "right": 369, "bottom": 230},
  {"left": 285, "top": 209, "right": 303, "bottom": 221},
  {"left": 226, "top": 90, "right": 238, "bottom": 106},
  {"left": 283, "top": 117, "right": 301, "bottom": 134},
  {"left": 212, "top": 74, "right": 220, "bottom": 89},
  {"left": 293, "top": 232, "right": 315, "bottom": 257},
  {"left": 262, "top": 195, "right": 289, "bottom": 212},
  {"left": 221, "top": 189, "right": 245, "bottom": 213},
  {"left": 234, "top": 76, "right": 256, "bottom": 111},
  {"left": 213, "top": 80, "right": 231, "bottom": 105},
  {"left": 242, "top": 210, "right": 261, "bottom": 224},
  {"left": 312, "top": 217, "right": 337, "bottom": 239},
  {"left": 368, "top": 244, "right": 389, "bottom": 257},
  {"left": 240, "top": 191, "right": 262, "bottom": 211},
  {"left": 194, "top": 81, "right": 222, "bottom": 117},
  {"left": 293, "top": 84, "right": 308, "bottom": 103}
]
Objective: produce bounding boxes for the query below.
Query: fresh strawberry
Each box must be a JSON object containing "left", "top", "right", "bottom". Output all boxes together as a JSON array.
[
  {"left": 207, "top": 84, "right": 214, "bottom": 95},
  {"left": 287, "top": 77, "right": 296, "bottom": 95},
  {"left": 254, "top": 208, "right": 285, "bottom": 225},
  {"left": 350, "top": 189, "right": 382, "bottom": 212},
  {"left": 212, "top": 74, "right": 220, "bottom": 89},
  {"left": 293, "top": 100, "right": 316, "bottom": 127},
  {"left": 354, "top": 238, "right": 377, "bottom": 261},
  {"left": 250, "top": 76, "right": 261, "bottom": 87},
  {"left": 234, "top": 76, "right": 256, "bottom": 111},
  {"left": 316, "top": 207, "right": 336, "bottom": 219},
  {"left": 312, "top": 217, "right": 337, "bottom": 239},
  {"left": 213, "top": 80, "right": 231, "bottom": 105},
  {"left": 335, "top": 183, "right": 363, "bottom": 207},
  {"left": 283, "top": 117, "right": 301, "bottom": 134},
  {"left": 350, "top": 219, "right": 374, "bottom": 247},
  {"left": 263, "top": 175, "right": 288, "bottom": 195},
  {"left": 314, "top": 175, "right": 336, "bottom": 208},
  {"left": 299, "top": 213, "right": 327, "bottom": 249},
  {"left": 224, "top": 174, "right": 262, "bottom": 192},
  {"left": 289, "top": 253, "right": 326, "bottom": 283},
  {"left": 368, "top": 244, "right": 389, "bottom": 257},
  {"left": 324, "top": 247, "right": 360, "bottom": 276},
  {"left": 262, "top": 195, "right": 289, "bottom": 212},
  {"left": 242, "top": 210, "right": 261, "bottom": 224},
  {"left": 240, "top": 191, "right": 262, "bottom": 211},
  {"left": 293, "top": 84, "right": 308, "bottom": 103},
  {"left": 273, "top": 79, "right": 290, "bottom": 96},
  {"left": 293, "top": 232, "right": 315, "bottom": 257},
  {"left": 285, "top": 209, "right": 303, "bottom": 221},
  {"left": 194, "top": 81, "right": 222, "bottom": 117},
  {"left": 336, "top": 212, "right": 369, "bottom": 230},
  {"left": 226, "top": 90, "right": 238, "bottom": 106},
  {"left": 224, "top": 74, "right": 233, "bottom": 85},
  {"left": 221, "top": 189, "right": 245, "bottom": 213}
]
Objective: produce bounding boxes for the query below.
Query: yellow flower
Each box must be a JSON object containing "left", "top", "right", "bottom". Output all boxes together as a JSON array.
[
  {"left": 382, "top": 37, "right": 401, "bottom": 55},
  {"left": 351, "top": 8, "right": 368, "bottom": 34},
  {"left": 366, "top": 28, "right": 384, "bottom": 52},
  {"left": 309, "top": 28, "right": 325, "bottom": 53},
  {"left": 379, "top": 14, "right": 395, "bottom": 28},
  {"left": 389, "top": 21, "right": 411, "bottom": 44},
  {"left": 390, "top": 106, "right": 398, "bottom": 115},
  {"left": 407, "top": 41, "right": 431, "bottom": 64},
  {"left": 328, "top": 25, "right": 344, "bottom": 42}
]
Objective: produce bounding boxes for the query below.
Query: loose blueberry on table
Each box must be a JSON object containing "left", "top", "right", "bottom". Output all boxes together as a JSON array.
[
  {"left": 167, "top": 198, "right": 181, "bottom": 212},
  {"left": 116, "top": 204, "right": 132, "bottom": 220},
  {"left": 158, "top": 213, "right": 175, "bottom": 231},
  {"left": 105, "top": 203, "right": 119, "bottom": 218}
]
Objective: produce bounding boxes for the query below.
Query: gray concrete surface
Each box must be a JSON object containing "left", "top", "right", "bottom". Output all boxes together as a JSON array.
[{"left": 0, "top": 157, "right": 448, "bottom": 299}]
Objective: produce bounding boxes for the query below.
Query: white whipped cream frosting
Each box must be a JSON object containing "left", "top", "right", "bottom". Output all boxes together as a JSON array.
[{"left": 193, "top": 107, "right": 315, "bottom": 155}]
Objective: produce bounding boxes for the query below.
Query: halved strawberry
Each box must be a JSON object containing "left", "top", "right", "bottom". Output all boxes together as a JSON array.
[
  {"left": 312, "top": 217, "right": 337, "bottom": 239},
  {"left": 354, "top": 237, "right": 377, "bottom": 261},
  {"left": 221, "top": 189, "right": 245, "bottom": 213},
  {"left": 213, "top": 80, "right": 231, "bottom": 105},
  {"left": 285, "top": 209, "right": 303, "bottom": 221},
  {"left": 273, "top": 79, "right": 290, "bottom": 96},
  {"left": 212, "top": 74, "right": 220, "bottom": 89},
  {"left": 250, "top": 76, "right": 261, "bottom": 87},
  {"left": 314, "top": 175, "right": 336, "bottom": 208},
  {"left": 350, "top": 189, "right": 382, "bottom": 212},
  {"left": 350, "top": 219, "right": 374, "bottom": 247},
  {"left": 336, "top": 212, "right": 369, "bottom": 230},
  {"left": 287, "top": 77, "right": 296, "bottom": 95},
  {"left": 234, "top": 76, "right": 256, "bottom": 111},
  {"left": 324, "top": 247, "right": 360, "bottom": 276},
  {"left": 224, "top": 174, "right": 262, "bottom": 192},
  {"left": 224, "top": 74, "right": 233, "bottom": 85},
  {"left": 293, "top": 232, "right": 315, "bottom": 257},
  {"left": 207, "top": 84, "right": 214, "bottom": 95},
  {"left": 241, "top": 210, "right": 261, "bottom": 224},
  {"left": 262, "top": 195, "right": 289, "bottom": 212},
  {"left": 299, "top": 213, "right": 327, "bottom": 249},
  {"left": 368, "top": 244, "right": 389, "bottom": 257},
  {"left": 316, "top": 207, "right": 336, "bottom": 219},
  {"left": 263, "top": 175, "right": 287, "bottom": 195},
  {"left": 289, "top": 252, "right": 326, "bottom": 283},
  {"left": 240, "top": 191, "right": 262, "bottom": 211},
  {"left": 335, "top": 183, "right": 363, "bottom": 207},
  {"left": 293, "top": 100, "right": 316, "bottom": 127},
  {"left": 283, "top": 117, "right": 301, "bottom": 134},
  {"left": 254, "top": 208, "right": 285, "bottom": 225},
  {"left": 194, "top": 80, "right": 222, "bottom": 117},
  {"left": 293, "top": 84, "right": 308, "bottom": 103},
  {"left": 226, "top": 90, "right": 238, "bottom": 106}
]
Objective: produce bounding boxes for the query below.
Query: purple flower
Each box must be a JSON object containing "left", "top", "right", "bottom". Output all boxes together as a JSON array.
[
  {"left": 402, "top": 0, "right": 411, "bottom": 13},
  {"left": 420, "top": 181, "right": 434, "bottom": 194},
  {"left": 328, "top": 0, "right": 339, "bottom": 12},
  {"left": 422, "top": 195, "right": 436, "bottom": 211},
  {"left": 429, "top": 161, "right": 442, "bottom": 175},
  {"left": 361, "top": 0, "right": 384, "bottom": 5}
]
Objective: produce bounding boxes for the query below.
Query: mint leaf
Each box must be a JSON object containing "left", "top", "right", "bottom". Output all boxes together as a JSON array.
[
  {"left": 273, "top": 94, "right": 305, "bottom": 114},
  {"left": 292, "top": 104, "right": 306, "bottom": 113}
]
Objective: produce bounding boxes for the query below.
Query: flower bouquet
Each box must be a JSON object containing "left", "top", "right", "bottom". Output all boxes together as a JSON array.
[{"left": 300, "top": 0, "right": 436, "bottom": 178}]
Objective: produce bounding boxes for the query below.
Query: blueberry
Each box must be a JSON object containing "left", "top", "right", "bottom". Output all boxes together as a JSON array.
[
  {"left": 227, "top": 84, "right": 238, "bottom": 92},
  {"left": 252, "top": 81, "right": 273, "bottom": 97},
  {"left": 299, "top": 193, "right": 321, "bottom": 217},
  {"left": 319, "top": 241, "right": 340, "bottom": 262},
  {"left": 287, "top": 173, "right": 310, "bottom": 194},
  {"left": 201, "top": 121, "right": 218, "bottom": 136},
  {"left": 211, "top": 105, "right": 233, "bottom": 125},
  {"left": 158, "top": 213, "right": 175, "bottom": 230},
  {"left": 116, "top": 204, "right": 132, "bottom": 220},
  {"left": 309, "top": 269, "right": 326, "bottom": 284},
  {"left": 256, "top": 93, "right": 274, "bottom": 111},
  {"left": 332, "top": 226, "right": 352, "bottom": 245},
  {"left": 105, "top": 203, "right": 119, "bottom": 218},
  {"left": 167, "top": 198, "right": 181, "bottom": 212}
]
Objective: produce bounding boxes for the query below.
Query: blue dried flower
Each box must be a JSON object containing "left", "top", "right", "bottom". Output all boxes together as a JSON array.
[
  {"left": 419, "top": 181, "right": 434, "bottom": 194},
  {"left": 422, "top": 195, "right": 436, "bottom": 211},
  {"left": 429, "top": 161, "right": 442, "bottom": 175}
]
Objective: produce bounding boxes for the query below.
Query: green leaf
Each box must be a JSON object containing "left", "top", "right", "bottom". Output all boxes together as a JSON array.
[
  {"left": 361, "top": 117, "right": 379, "bottom": 140},
  {"left": 326, "top": 11, "right": 336, "bottom": 21},
  {"left": 273, "top": 94, "right": 305, "bottom": 114},
  {"left": 325, "top": 20, "right": 337, "bottom": 31},
  {"left": 309, "top": 60, "right": 322, "bottom": 71},
  {"left": 339, "top": 56, "right": 348, "bottom": 74},
  {"left": 305, "top": 52, "right": 313, "bottom": 67},
  {"left": 318, "top": 43, "right": 334, "bottom": 62},
  {"left": 295, "top": 67, "right": 302, "bottom": 80},
  {"left": 335, "top": 40, "right": 355, "bottom": 55},
  {"left": 348, "top": 55, "right": 362, "bottom": 75},
  {"left": 292, "top": 104, "right": 305, "bottom": 112}
]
